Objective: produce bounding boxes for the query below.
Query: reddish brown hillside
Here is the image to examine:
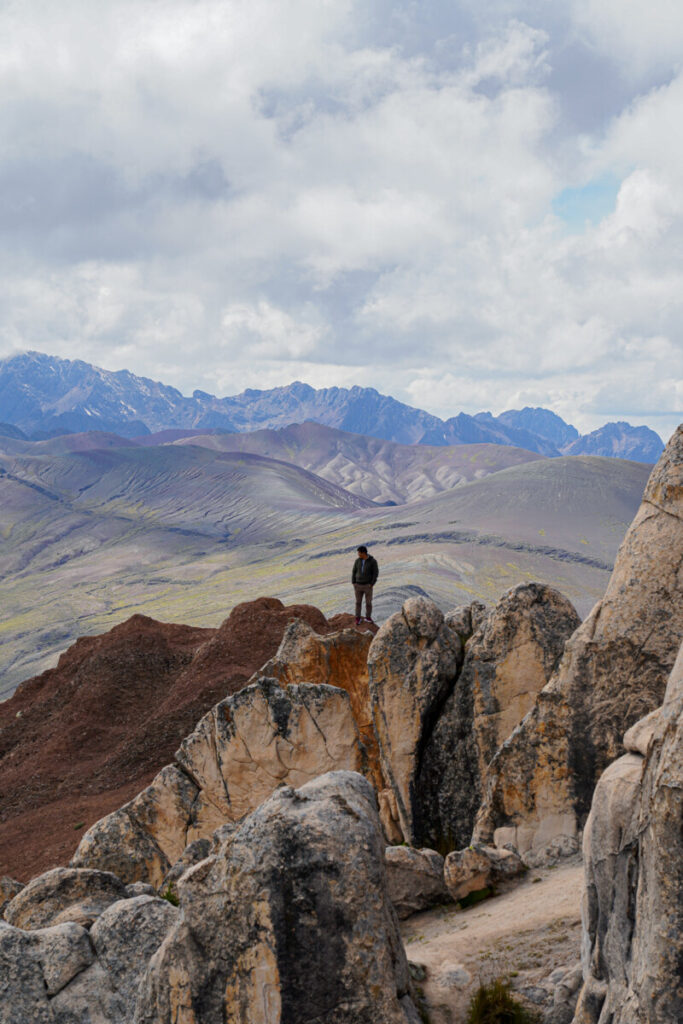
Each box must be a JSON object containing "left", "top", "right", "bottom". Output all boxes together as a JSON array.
[{"left": 0, "top": 597, "right": 365, "bottom": 882}]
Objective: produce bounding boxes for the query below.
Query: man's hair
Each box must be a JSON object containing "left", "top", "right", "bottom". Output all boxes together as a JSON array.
[{"left": 357, "top": 545, "right": 368, "bottom": 554}]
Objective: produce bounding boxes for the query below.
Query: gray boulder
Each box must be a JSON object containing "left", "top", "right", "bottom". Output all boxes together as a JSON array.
[
  {"left": 3, "top": 868, "right": 128, "bottom": 930},
  {"left": 32, "top": 921, "right": 94, "bottom": 996},
  {"left": 384, "top": 846, "right": 449, "bottom": 919},
  {"left": 0, "top": 921, "right": 55, "bottom": 1024},
  {"left": 443, "top": 843, "right": 525, "bottom": 903},
  {"left": 90, "top": 896, "right": 178, "bottom": 1020},
  {"left": 135, "top": 771, "right": 420, "bottom": 1024}
]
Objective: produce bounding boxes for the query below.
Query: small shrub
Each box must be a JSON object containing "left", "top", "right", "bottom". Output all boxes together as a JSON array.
[
  {"left": 160, "top": 883, "right": 179, "bottom": 907},
  {"left": 466, "top": 979, "right": 539, "bottom": 1024},
  {"left": 73, "top": 822, "right": 85, "bottom": 830}
]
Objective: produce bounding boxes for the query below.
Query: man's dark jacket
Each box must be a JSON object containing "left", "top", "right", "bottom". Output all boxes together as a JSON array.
[{"left": 352, "top": 555, "right": 379, "bottom": 586}]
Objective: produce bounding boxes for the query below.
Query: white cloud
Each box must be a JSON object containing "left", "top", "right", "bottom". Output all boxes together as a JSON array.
[
  {"left": 0, "top": 0, "right": 681, "bottom": 441},
  {"left": 571, "top": 0, "right": 683, "bottom": 78},
  {"left": 461, "top": 20, "right": 550, "bottom": 88},
  {"left": 220, "top": 301, "right": 324, "bottom": 358}
]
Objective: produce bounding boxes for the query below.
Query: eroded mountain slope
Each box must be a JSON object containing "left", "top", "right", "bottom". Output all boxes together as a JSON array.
[
  {"left": 0, "top": 597, "right": 367, "bottom": 881},
  {"left": 172, "top": 422, "right": 545, "bottom": 503}
]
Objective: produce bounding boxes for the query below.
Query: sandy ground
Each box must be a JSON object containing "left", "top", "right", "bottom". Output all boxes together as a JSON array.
[{"left": 401, "top": 856, "right": 584, "bottom": 1023}]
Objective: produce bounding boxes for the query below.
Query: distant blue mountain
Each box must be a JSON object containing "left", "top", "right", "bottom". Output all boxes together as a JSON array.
[
  {"left": 563, "top": 422, "right": 664, "bottom": 463},
  {"left": 0, "top": 421, "right": 27, "bottom": 440},
  {"left": 497, "top": 407, "right": 580, "bottom": 448},
  {"left": 0, "top": 351, "right": 666, "bottom": 462}
]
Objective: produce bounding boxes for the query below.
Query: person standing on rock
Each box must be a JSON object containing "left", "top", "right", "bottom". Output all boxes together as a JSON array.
[{"left": 352, "top": 545, "right": 379, "bottom": 625}]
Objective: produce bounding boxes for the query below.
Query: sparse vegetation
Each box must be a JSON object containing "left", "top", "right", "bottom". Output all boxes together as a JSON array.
[
  {"left": 466, "top": 979, "right": 539, "bottom": 1023},
  {"left": 160, "top": 882, "right": 179, "bottom": 906}
]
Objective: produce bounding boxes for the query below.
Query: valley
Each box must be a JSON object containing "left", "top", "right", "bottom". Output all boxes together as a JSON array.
[{"left": 0, "top": 426, "right": 651, "bottom": 695}]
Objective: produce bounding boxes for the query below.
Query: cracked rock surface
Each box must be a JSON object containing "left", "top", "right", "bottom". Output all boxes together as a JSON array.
[
  {"left": 475, "top": 426, "right": 683, "bottom": 859},
  {"left": 71, "top": 677, "right": 363, "bottom": 885},
  {"left": 1, "top": 772, "right": 418, "bottom": 1024},
  {"left": 573, "top": 643, "right": 683, "bottom": 1024}
]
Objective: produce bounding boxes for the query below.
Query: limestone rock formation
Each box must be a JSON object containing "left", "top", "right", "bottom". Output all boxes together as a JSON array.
[
  {"left": 384, "top": 846, "right": 449, "bottom": 919},
  {"left": 0, "top": 894, "right": 178, "bottom": 1024},
  {"left": 3, "top": 868, "right": 128, "bottom": 931},
  {"left": 444, "top": 600, "right": 487, "bottom": 642},
  {"left": 257, "top": 617, "right": 382, "bottom": 786},
  {"left": 72, "top": 677, "right": 363, "bottom": 885},
  {"left": 0, "top": 595, "right": 350, "bottom": 883},
  {"left": 415, "top": 584, "right": 578, "bottom": 851},
  {"left": 573, "top": 643, "right": 683, "bottom": 1024},
  {"left": 475, "top": 426, "right": 683, "bottom": 859},
  {"left": 136, "top": 771, "right": 420, "bottom": 1024},
  {"left": 368, "top": 597, "right": 462, "bottom": 845},
  {"left": 0, "top": 921, "right": 59, "bottom": 1024},
  {"left": 1, "top": 772, "right": 417, "bottom": 1024},
  {"left": 85, "top": 895, "right": 179, "bottom": 1020},
  {"left": 443, "top": 843, "right": 525, "bottom": 903},
  {"left": 469, "top": 584, "right": 580, "bottom": 770}
]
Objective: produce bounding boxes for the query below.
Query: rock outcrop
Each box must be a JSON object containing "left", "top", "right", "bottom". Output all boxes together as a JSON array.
[
  {"left": 257, "top": 617, "right": 382, "bottom": 787},
  {"left": 444, "top": 601, "right": 487, "bottom": 642},
  {"left": 3, "top": 868, "right": 128, "bottom": 931},
  {"left": 0, "top": 894, "right": 178, "bottom": 1023},
  {"left": 0, "top": 772, "right": 420, "bottom": 1024},
  {"left": 137, "top": 771, "right": 420, "bottom": 1024},
  {"left": 368, "top": 597, "right": 462, "bottom": 845},
  {"left": 384, "top": 846, "right": 449, "bottom": 919},
  {"left": 443, "top": 843, "right": 525, "bottom": 903},
  {"left": 71, "top": 677, "right": 363, "bottom": 885},
  {"left": 369, "top": 586, "right": 578, "bottom": 851},
  {"left": 572, "top": 643, "right": 683, "bottom": 1024},
  {"left": 0, "top": 596, "right": 351, "bottom": 882},
  {"left": 475, "top": 426, "right": 683, "bottom": 860}
]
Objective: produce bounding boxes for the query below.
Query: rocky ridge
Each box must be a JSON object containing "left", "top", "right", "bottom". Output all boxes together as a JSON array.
[{"left": 0, "top": 598, "right": 370, "bottom": 881}]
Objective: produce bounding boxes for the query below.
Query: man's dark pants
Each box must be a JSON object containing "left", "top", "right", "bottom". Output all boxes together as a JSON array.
[{"left": 354, "top": 583, "right": 373, "bottom": 619}]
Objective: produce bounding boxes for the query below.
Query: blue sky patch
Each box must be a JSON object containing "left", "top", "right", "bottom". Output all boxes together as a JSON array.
[{"left": 552, "top": 175, "right": 621, "bottom": 231}]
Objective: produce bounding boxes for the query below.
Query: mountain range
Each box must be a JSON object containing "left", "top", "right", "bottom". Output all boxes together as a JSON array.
[
  {"left": 0, "top": 351, "right": 665, "bottom": 462},
  {"left": 0, "top": 415, "right": 651, "bottom": 693}
]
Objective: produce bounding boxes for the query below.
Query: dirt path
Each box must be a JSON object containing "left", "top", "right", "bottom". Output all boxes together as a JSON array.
[{"left": 401, "top": 857, "right": 584, "bottom": 1023}]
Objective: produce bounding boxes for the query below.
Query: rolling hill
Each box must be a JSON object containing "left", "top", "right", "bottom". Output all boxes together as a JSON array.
[
  {"left": 172, "top": 422, "right": 546, "bottom": 504},
  {"left": 0, "top": 431, "right": 652, "bottom": 696}
]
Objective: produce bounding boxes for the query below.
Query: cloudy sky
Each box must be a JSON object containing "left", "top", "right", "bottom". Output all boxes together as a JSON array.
[{"left": 1, "top": 1, "right": 681, "bottom": 438}]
